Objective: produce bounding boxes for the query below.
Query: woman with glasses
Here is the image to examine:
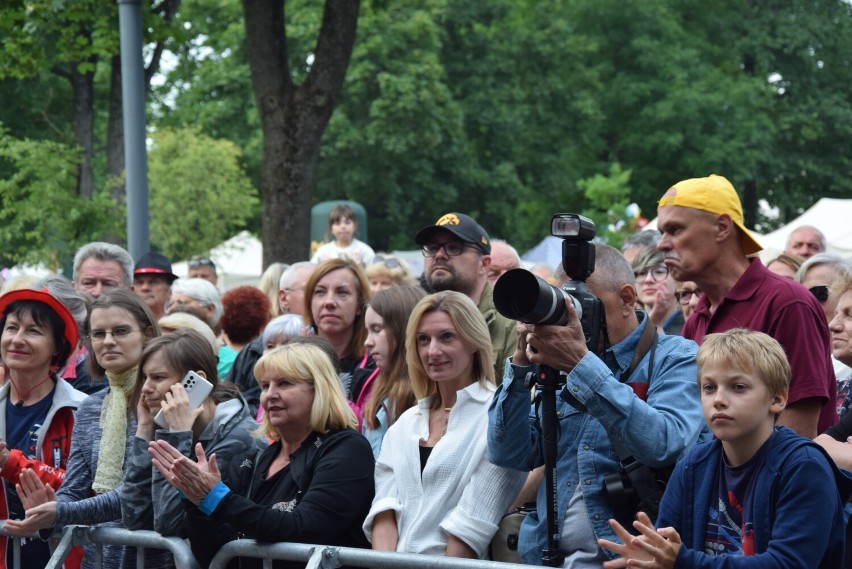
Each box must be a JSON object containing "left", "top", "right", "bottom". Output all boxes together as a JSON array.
[
  {"left": 630, "top": 246, "right": 684, "bottom": 335},
  {"left": 674, "top": 281, "right": 702, "bottom": 321},
  {"left": 364, "top": 254, "right": 417, "bottom": 293},
  {"left": 0, "top": 288, "right": 87, "bottom": 568},
  {"left": 6, "top": 289, "right": 170, "bottom": 568}
]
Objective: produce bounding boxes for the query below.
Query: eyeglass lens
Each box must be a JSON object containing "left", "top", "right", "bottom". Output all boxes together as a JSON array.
[
  {"left": 635, "top": 266, "right": 668, "bottom": 281},
  {"left": 422, "top": 242, "right": 465, "bottom": 257}
]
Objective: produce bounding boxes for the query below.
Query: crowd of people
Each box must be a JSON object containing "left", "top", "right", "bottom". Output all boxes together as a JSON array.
[{"left": 0, "top": 187, "right": 850, "bottom": 568}]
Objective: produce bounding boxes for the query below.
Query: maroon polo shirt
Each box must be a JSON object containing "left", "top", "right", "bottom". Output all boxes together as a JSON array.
[{"left": 684, "top": 258, "right": 837, "bottom": 433}]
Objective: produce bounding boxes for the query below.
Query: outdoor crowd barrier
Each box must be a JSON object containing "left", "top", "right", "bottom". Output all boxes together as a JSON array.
[
  {"left": 0, "top": 523, "right": 35, "bottom": 569},
  {"left": 45, "top": 525, "right": 200, "bottom": 569},
  {"left": 31, "top": 524, "right": 531, "bottom": 569}
]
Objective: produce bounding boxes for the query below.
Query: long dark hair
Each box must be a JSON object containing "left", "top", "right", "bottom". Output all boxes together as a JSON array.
[{"left": 363, "top": 285, "right": 425, "bottom": 430}]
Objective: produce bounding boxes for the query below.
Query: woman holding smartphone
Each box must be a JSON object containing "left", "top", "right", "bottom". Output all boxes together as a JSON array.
[{"left": 120, "top": 329, "right": 266, "bottom": 538}]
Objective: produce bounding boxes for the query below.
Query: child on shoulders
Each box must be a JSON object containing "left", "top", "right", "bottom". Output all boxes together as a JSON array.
[
  {"left": 311, "top": 204, "right": 375, "bottom": 267},
  {"left": 600, "top": 328, "right": 852, "bottom": 568}
]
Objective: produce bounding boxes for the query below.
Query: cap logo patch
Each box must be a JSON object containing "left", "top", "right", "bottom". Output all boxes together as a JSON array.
[
  {"left": 436, "top": 213, "right": 460, "bottom": 226},
  {"left": 663, "top": 187, "right": 677, "bottom": 198}
]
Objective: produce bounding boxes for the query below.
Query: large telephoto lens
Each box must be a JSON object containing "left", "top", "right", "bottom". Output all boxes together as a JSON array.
[{"left": 493, "top": 268, "right": 569, "bottom": 325}]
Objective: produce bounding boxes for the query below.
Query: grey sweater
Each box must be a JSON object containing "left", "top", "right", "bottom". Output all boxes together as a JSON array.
[
  {"left": 54, "top": 388, "right": 173, "bottom": 569},
  {"left": 120, "top": 396, "right": 267, "bottom": 537}
]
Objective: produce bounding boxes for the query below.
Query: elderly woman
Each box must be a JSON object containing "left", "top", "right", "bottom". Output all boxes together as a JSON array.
[
  {"left": 364, "top": 255, "right": 417, "bottom": 293},
  {"left": 0, "top": 288, "right": 87, "bottom": 568},
  {"left": 795, "top": 253, "right": 852, "bottom": 415},
  {"left": 148, "top": 342, "right": 375, "bottom": 568},
  {"left": 363, "top": 291, "right": 526, "bottom": 558}
]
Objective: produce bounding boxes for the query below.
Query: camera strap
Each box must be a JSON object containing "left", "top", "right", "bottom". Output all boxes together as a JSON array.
[{"left": 608, "top": 318, "right": 668, "bottom": 522}]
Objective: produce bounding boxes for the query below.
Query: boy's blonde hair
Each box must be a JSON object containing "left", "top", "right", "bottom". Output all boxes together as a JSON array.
[{"left": 697, "top": 328, "right": 790, "bottom": 399}]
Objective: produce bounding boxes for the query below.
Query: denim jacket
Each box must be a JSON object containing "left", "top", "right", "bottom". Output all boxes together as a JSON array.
[{"left": 487, "top": 312, "right": 703, "bottom": 565}]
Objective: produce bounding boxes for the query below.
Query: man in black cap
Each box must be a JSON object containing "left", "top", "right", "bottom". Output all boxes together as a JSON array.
[
  {"left": 415, "top": 212, "right": 517, "bottom": 377},
  {"left": 132, "top": 252, "right": 178, "bottom": 319}
]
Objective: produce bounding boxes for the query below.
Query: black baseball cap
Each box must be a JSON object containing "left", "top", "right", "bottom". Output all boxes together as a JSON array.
[{"left": 415, "top": 212, "right": 491, "bottom": 254}]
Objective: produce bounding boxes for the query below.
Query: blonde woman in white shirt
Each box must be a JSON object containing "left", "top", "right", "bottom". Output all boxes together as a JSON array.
[{"left": 364, "top": 291, "right": 525, "bottom": 558}]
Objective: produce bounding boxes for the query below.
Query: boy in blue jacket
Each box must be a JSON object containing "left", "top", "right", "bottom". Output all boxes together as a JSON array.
[{"left": 599, "top": 328, "right": 852, "bottom": 568}]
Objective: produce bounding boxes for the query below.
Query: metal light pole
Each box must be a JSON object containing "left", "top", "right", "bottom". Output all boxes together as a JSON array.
[{"left": 117, "top": 0, "right": 150, "bottom": 261}]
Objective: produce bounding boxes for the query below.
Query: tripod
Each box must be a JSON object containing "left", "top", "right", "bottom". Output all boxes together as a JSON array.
[{"left": 537, "top": 364, "right": 565, "bottom": 567}]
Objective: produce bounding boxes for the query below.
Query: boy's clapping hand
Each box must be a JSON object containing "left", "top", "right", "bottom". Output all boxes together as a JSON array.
[{"left": 598, "top": 511, "right": 681, "bottom": 569}]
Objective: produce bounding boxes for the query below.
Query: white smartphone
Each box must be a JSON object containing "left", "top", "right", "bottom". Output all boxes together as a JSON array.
[{"left": 153, "top": 370, "right": 215, "bottom": 429}]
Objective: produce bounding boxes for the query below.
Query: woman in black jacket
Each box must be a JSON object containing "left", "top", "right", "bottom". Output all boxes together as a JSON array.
[{"left": 149, "top": 342, "right": 375, "bottom": 568}]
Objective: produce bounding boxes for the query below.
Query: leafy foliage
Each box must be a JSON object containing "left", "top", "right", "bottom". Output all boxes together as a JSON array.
[
  {"left": 0, "top": 126, "right": 121, "bottom": 268},
  {"left": 147, "top": 127, "right": 259, "bottom": 260}
]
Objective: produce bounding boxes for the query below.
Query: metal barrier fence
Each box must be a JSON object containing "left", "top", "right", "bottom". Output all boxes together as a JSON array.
[
  {"left": 209, "top": 540, "right": 531, "bottom": 569},
  {"left": 11, "top": 524, "right": 530, "bottom": 569},
  {"left": 46, "top": 525, "right": 200, "bottom": 569},
  {"left": 0, "top": 523, "right": 37, "bottom": 569}
]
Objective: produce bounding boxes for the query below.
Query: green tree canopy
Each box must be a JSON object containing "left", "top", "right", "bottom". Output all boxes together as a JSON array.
[{"left": 147, "top": 127, "right": 259, "bottom": 260}]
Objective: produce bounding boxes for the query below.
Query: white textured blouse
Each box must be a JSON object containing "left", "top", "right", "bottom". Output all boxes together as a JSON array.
[{"left": 363, "top": 382, "right": 526, "bottom": 557}]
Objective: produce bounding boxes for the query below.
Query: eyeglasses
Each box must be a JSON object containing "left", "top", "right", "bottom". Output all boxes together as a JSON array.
[
  {"left": 634, "top": 265, "right": 669, "bottom": 282},
  {"left": 810, "top": 285, "right": 829, "bottom": 305},
  {"left": 189, "top": 257, "right": 215, "bottom": 269},
  {"left": 372, "top": 255, "right": 401, "bottom": 269},
  {"left": 422, "top": 241, "right": 473, "bottom": 257},
  {"left": 87, "top": 327, "right": 141, "bottom": 343},
  {"left": 674, "top": 289, "right": 701, "bottom": 305}
]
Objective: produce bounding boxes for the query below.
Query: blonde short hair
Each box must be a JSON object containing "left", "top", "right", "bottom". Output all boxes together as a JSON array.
[
  {"left": 405, "top": 291, "right": 494, "bottom": 401},
  {"left": 697, "top": 328, "right": 790, "bottom": 399},
  {"left": 364, "top": 255, "right": 416, "bottom": 287},
  {"left": 253, "top": 343, "right": 357, "bottom": 440}
]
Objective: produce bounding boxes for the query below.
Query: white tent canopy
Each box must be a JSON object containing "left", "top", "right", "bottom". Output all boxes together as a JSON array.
[
  {"left": 173, "top": 231, "right": 264, "bottom": 290},
  {"left": 759, "top": 198, "right": 852, "bottom": 258}
]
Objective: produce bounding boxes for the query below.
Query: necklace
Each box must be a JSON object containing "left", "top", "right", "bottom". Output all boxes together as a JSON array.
[
  {"left": 440, "top": 407, "right": 452, "bottom": 438},
  {"left": 9, "top": 375, "right": 53, "bottom": 407}
]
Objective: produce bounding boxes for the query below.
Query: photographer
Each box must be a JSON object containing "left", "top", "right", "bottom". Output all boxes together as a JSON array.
[{"left": 487, "top": 244, "right": 704, "bottom": 567}]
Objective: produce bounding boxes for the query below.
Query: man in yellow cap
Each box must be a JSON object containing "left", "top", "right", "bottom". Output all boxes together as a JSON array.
[{"left": 656, "top": 174, "right": 836, "bottom": 438}]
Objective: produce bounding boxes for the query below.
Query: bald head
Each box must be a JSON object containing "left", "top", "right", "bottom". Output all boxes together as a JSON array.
[
  {"left": 785, "top": 225, "right": 826, "bottom": 259},
  {"left": 488, "top": 239, "right": 522, "bottom": 284}
]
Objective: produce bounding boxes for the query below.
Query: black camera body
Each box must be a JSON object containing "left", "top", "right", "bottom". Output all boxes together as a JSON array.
[{"left": 493, "top": 213, "right": 604, "bottom": 353}]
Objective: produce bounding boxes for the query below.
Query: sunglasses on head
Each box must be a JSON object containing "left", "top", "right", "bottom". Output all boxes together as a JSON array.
[
  {"left": 189, "top": 257, "right": 214, "bottom": 269},
  {"left": 809, "top": 285, "right": 829, "bottom": 304},
  {"left": 372, "top": 255, "right": 401, "bottom": 269}
]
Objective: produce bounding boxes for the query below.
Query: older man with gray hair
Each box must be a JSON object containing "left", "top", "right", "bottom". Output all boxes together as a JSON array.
[
  {"left": 72, "top": 242, "right": 134, "bottom": 297},
  {"left": 785, "top": 225, "right": 827, "bottom": 259},
  {"left": 277, "top": 261, "right": 316, "bottom": 316}
]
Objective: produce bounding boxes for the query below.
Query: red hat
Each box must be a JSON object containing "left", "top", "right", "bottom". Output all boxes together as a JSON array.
[{"left": 0, "top": 288, "right": 79, "bottom": 350}]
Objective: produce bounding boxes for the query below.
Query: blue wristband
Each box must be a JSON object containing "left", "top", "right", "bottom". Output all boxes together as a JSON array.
[{"left": 198, "top": 481, "right": 231, "bottom": 516}]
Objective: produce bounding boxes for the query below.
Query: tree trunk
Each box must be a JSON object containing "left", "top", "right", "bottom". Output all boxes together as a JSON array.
[
  {"left": 106, "top": 54, "right": 125, "bottom": 202},
  {"left": 242, "top": 0, "right": 360, "bottom": 266},
  {"left": 70, "top": 65, "right": 96, "bottom": 199}
]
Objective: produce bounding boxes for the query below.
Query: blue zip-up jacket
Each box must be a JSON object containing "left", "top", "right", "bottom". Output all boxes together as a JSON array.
[
  {"left": 658, "top": 426, "right": 852, "bottom": 568},
  {"left": 487, "top": 311, "right": 704, "bottom": 564}
]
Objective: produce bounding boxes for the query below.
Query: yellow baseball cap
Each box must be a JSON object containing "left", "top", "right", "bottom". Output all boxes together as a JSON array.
[{"left": 657, "top": 174, "right": 762, "bottom": 255}]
